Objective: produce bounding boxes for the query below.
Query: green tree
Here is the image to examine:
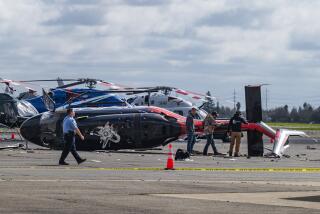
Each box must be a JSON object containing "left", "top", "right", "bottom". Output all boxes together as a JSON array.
[{"left": 202, "top": 91, "right": 215, "bottom": 113}]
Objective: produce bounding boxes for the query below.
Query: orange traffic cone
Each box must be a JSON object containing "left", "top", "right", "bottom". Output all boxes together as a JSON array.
[
  {"left": 11, "top": 133, "right": 15, "bottom": 140},
  {"left": 165, "top": 144, "right": 175, "bottom": 170}
]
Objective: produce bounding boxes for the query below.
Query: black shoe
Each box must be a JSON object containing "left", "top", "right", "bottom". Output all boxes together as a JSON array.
[
  {"left": 228, "top": 152, "right": 232, "bottom": 157},
  {"left": 234, "top": 153, "right": 240, "bottom": 157},
  {"left": 77, "top": 158, "right": 86, "bottom": 165},
  {"left": 214, "top": 152, "right": 224, "bottom": 156},
  {"left": 59, "top": 161, "right": 69, "bottom": 165}
]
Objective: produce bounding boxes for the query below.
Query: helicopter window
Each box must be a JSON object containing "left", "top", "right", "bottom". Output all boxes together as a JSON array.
[
  {"left": 17, "top": 101, "right": 38, "bottom": 117},
  {"left": 159, "top": 101, "right": 167, "bottom": 105},
  {"left": 198, "top": 109, "right": 208, "bottom": 120},
  {"left": 168, "top": 97, "right": 178, "bottom": 101},
  {"left": 144, "top": 95, "right": 149, "bottom": 104},
  {"left": 173, "top": 110, "right": 184, "bottom": 116},
  {"left": 194, "top": 113, "right": 201, "bottom": 120},
  {"left": 1, "top": 102, "right": 17, "bottom": 121}
]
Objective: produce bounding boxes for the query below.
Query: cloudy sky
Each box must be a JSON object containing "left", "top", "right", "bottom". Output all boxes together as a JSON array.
[{"left": 0, "top": 0, "right": 320, "bottom": 108}]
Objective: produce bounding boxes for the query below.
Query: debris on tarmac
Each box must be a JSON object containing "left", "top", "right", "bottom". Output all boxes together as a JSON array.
[
  {"left": 0, "top": 143, "right": 24, "bottom": 150},
  {"left": 306, "top": 146, "right": 317, "bottom": 150},
  {"left": 91, "top": 160, "right": 102, "bottom": 163}
]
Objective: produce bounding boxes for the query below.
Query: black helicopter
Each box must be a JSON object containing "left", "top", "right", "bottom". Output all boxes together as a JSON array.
[{"left": 20, "top": 88, "right": 205, "bottom": 150}]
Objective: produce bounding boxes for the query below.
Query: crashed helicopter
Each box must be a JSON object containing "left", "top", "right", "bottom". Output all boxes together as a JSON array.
[{"left": 20, "top": 89, "right": 204, "bottom": 150}]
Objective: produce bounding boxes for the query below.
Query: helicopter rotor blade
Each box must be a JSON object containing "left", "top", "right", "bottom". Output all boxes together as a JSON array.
[
  {"left": 97, "top": 81, "right": 135, "bottom": 90},
  {"left": 18, "top": 79, "right": 78, "bottom": 82},
  {"left": 56, "top": 80, "right": 87, "bottom": 89}
]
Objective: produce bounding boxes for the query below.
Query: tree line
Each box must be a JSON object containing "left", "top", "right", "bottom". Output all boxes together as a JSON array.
[
  {"left": 201, "top": 91, "right": 320, "bottom": 123},
  {"left": 263, "top": 103, "right": 320, "bottom": 123}
]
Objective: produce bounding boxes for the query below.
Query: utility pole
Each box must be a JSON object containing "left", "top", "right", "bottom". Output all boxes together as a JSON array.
[
  {"left": 265, "top": 88, "right": 268, "bottom": 111},
  {"left": 233, "top": 89, "right": 236, "bottom": 110}
]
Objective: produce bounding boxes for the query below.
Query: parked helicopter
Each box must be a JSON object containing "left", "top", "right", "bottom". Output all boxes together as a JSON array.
[
  {"left": 127, "top": 86, "right": 210, "bottom": 118},
  {"left": 0, "top": 78, "right": 39, "bottom": 127},
  {"left": 20, "top": 89, "right": 205, "bottom": 150},
  {"left": 0, "top": 93, "right": 38, "bottom": 127},
  {"left": 22, "top": 78, "right": 131, "bottom": 113},
  {"left": 126, "top": 86, "right": 230, "bottom": 142}
]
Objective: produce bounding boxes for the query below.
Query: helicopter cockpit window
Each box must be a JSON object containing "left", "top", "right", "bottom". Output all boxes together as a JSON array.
[
  {"left": 173, "top": 110, "right": 184, "bottom": 116},
  {"left": 194, "top": 113, "right": 201, "bottom": 120},
  {"left": 198, "top": 109, "right": 208, "bottom": 120},
  {"left": 17, "top": 101, "right": 38, "bottom": 117},
  {"left": 0, "top": 102, "right": 17, "bottom": 123}
]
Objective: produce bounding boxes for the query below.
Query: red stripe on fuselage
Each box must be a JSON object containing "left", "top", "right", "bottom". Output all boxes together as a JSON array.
[{"left": 148, "top": 106, "right": 204, "bottom": 135}]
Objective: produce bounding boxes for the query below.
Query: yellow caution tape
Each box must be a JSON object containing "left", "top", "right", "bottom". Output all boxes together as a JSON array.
[
  {"left": 82, "top": 167, "right": 320, "bottom": 172},
  {"left": 4, "top": 166, "right": 320, "bottom": 173}
]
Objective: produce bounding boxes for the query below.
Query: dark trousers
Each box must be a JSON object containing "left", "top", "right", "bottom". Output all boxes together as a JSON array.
[
  {"left": 203, "top": 134, "right": 218, "bottom": 155},
  {"left": 59, "top": 133, "right": 82, "bottom": 163},
  {"left": 187, "top": 132, "right": 196, "bottom": 154}
]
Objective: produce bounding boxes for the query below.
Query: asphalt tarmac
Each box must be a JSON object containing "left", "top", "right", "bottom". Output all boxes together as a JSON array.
[{"left": 0, "top": 138, "right": 319, "bottom": 214}]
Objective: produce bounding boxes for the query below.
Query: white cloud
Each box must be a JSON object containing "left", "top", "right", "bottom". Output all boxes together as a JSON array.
[{"left": 0, "top": 0, "right": 320, "bottom": 107}]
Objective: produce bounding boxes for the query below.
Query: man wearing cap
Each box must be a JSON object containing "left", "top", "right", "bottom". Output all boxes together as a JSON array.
[
  {"left": 59, "top": 108, "right": 86, "bottom": 165},
  {"left": 186, "top": 107, "right": 197, "bottom": 154},
  {"left": 227, "top": 111, "right": 248, "bottom": 157},
  {"left": 203, "top": 111, "right": 223, "bottom": 156}
]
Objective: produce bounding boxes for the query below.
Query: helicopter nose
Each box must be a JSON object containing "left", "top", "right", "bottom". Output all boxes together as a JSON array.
[{"left": 20, "top": 114, "right": 42, "bottom": 144}]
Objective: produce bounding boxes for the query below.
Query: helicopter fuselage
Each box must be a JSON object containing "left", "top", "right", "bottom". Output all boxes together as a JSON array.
[{"left": 20, "top": 106, "right": 204, "bottom": 150}]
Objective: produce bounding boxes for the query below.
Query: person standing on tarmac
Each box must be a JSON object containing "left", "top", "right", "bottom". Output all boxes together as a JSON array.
[
  {"left": 59, "top": 108, "right": 86, "bottom": 165},
  {"left": 227, "top": 111, "right": 248, "bottom": 157},
  {"left": 203, "top": 111, "right": 223, "bottom": 156},
  {"left": 186, "top": 107, "right": 197, "bottom": 155}
]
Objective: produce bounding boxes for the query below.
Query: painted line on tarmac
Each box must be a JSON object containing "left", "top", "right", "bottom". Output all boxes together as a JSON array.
[
  {"left": 82, "top": 167, "right": 320, "bottom": 173},
  {"left": 1, "top": 166, "right": 320, "bottom": 172}
]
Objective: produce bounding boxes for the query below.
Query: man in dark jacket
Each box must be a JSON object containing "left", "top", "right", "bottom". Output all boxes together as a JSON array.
[
  {"left": 227, "top": 111, "right": 248, "bottom": 157},
  {"left": 186, "top": 107, "right": 197, "bottom": 154}
]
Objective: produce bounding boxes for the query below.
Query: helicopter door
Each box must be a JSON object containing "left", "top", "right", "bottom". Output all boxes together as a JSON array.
[
  {"left": 0, "top": 102, "right": 18, "bottom": 126},
  {"left": 144, "top": 95, "right": 149, "bottom": 105},
  {"left": 133, "top": 113, "right": 142, "bottom": 147},
  {"left": 42, "top": 89, "right": 55, "bottom": 112}
]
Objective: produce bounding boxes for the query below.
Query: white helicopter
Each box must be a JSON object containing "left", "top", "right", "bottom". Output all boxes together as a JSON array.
[
  {"left": 126, "top": 86, "right": 211, "bottom": 120},
  {"left": 125, "top": 86, "right": 232, "bottom": 142}
]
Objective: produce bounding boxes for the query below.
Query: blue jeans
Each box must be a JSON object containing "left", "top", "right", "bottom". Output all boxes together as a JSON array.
[
  {"left": 203, "top": 134, "right": 218, "bottom": 155},
  {"left": 187, "top": 132, "right": 196, "bottom": 154}
]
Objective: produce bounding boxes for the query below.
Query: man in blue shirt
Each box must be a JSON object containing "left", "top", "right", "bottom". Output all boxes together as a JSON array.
[{"left": 59, "top": 108, "right": 86, "bottom": 165}]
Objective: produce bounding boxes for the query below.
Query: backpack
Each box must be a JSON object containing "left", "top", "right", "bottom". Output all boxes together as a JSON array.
[{"left": 175, "top": 149, "right": 190, "bottom": 160}]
